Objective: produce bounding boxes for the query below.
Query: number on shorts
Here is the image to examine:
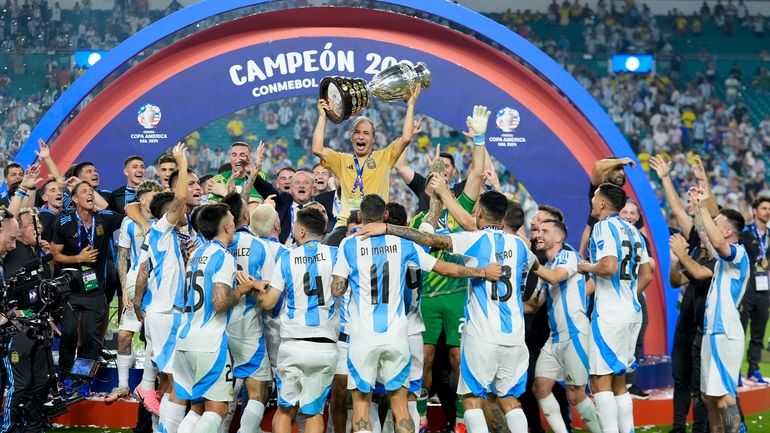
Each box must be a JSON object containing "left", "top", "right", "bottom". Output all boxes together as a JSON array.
[
  {"left": 184, "top": 269, "right": 205, "bottom": 312},
  {"left": 370, "top": 262, "right": 390, "bottom": 304},
  {"left": 302, "top": 272, "right": 325, "bottom": 306},
  {"left": 619, "top": 240, "right": 642, "bottom": 281}
]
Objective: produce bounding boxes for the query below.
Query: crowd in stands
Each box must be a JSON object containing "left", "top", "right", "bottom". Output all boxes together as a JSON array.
[{"left": 2, "top": 0, "right": 770, "bottom": 224}]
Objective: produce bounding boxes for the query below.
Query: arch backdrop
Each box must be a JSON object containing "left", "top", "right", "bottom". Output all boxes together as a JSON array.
[{"left": 14, "top": 0, "right": 673, "bottom": 354}]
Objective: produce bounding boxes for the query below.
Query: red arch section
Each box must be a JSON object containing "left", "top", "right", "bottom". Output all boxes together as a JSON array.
[{"left": 49, "top": 7, "right": 666, "bottom": 353}]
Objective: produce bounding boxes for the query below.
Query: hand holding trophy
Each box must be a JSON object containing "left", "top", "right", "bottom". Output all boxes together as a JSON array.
[{"left": 319, "top": 61, "right": 431, "bottom": 123}]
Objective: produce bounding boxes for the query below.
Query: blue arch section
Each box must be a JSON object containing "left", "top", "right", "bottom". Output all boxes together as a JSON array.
[{"left": 16, "top": 0, "right": 675, "bottom": 352}]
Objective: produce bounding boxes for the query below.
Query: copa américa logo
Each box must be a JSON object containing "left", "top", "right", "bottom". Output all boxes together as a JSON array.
[
  {"left": 496, "top": 107, "right": 520, "bottom": 133},
  {"left": 137, "top": 103, "right": 162, "bottom": 129}
]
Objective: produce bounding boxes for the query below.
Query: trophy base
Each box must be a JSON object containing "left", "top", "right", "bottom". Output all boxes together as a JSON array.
[{"left": 320, "top": 76, "right": 369, "bottom": 124}]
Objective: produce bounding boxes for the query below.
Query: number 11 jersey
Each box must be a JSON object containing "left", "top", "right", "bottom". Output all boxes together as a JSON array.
[
  {"left": 448, "top": 228, "right": 537, "bottom": 347},
  {"left": 333, "top": 234, "right": 438, "bottom": 345},
  {"left": 589, "top": 215, "right": 650, "bottom": 324}
]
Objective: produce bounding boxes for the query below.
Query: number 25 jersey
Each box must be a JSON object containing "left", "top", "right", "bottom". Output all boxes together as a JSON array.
[
  {"left": 333, "top": 235, "right": 438, "bottom": 345},
  {"left": 589, "top": 215, "right": 650, "bottom": 324},
  {"left": 449, "top": 228, "right": 537, "bottom": 347}
]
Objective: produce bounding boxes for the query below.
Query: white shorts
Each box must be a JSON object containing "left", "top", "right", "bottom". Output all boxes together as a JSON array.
[
  {"left": 588, "top": 319, "right": 641, "bottom": 376},
  {"left": 408, "top": 333, "right": 424, "bottom": 395},
  {"left": 347, "top": 342, "right": 410, "bottom": 393},
  {"left": 263, "top": 317, "right": 281, "bottom": 374},
  {"left": 173, "top": 343, "right": 234, "bottom": 402},
  {"left": 119, "top": 306, "right": 142, "bottom": 333},
  {"left": 276, "top": 339, "right": 337, "bottom": 416},
  {"left": 458, "top": 337, "right": 528, "bottom": 398},
  {"left": 144, "top": 312, "right": 182, "bottom": 374},
  {"left": 230, "top": 337, "right": 272, "bottom": 381},
  {"left": 701, "top": 334, "right": 743, "bottom": 398},
  {"left": 335, "top": 337, "right": 349, "bottom": 376},
  {"left": 535, "top": 334, "right": 590, "bottom": 386}
]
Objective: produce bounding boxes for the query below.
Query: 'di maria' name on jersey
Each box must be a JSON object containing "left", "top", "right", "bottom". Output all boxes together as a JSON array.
[{"left": 361, "top": 244, "right": 398, "bottom": 256}]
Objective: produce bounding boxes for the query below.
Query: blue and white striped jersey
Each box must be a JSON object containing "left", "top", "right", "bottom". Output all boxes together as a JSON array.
[
  {"left": 118, "top": 217, "right": 150, "bottom": 290},
  {"left": 226, "top": 230, "right": 275, "bottom": 339},
  {"left": 539, "top": 249, "right": 589, "bottom": 343},
  {"left": 270, "top": 240, "right": 339, "bottom": 340},
  {"left": 333, "top": 235, "right": 437, "bottom": 345},
  {"left": 138, "top": 215, "right": 186, "bottom": 314},
  {"left": 449, "top": 228, "right": 537, "bottom": 346},
  {"left": 589, "top": 215, "right": 650, "bottom": 324},
  {"left": 704, "top": 243, "right": 750, "bottom": 340},
  {"left": 405, "top": 264, "right": 425, "bottom": 335},
  {"left": 261, "top": 238, "right": 289, "bottom": 322},
  {"left": 176, "top": 240, "right": 237, "bottom": 352}
]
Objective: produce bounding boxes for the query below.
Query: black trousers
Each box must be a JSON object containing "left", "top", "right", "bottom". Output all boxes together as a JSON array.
[
  {"left": 59, "top": 294, "right": 106, "bottom": 374},
  {"left": 739, "top": 291, "right": 770, "bottom": 373},
  {"left": 2, "top": 333, "right": 52, "bottom": 433},
  {"left": 323, "top": 226, "right": 347, "bottom": 247},
  {"left": 626, "top": 295, "right": 648, "bottom": 385},
  {"left": 671, "top": 327, "right": 707, "bottom": 433}
]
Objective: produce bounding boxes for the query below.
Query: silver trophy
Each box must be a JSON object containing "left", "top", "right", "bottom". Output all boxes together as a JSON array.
[{"left": 320, "top": 61, "right": 431, "bottom": 124}]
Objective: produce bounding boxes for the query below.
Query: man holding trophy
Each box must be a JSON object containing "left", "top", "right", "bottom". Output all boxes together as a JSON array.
[{"left": 311, "top": 62, "right": 429, "bottom": 246}]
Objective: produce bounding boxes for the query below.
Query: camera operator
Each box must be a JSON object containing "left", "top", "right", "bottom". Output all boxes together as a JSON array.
[
  {"left": 0, "top": 208, "right": 19, "bottom": 429},
  {"left": 3, "top": 208, "right": 52, "bottom": 433},
  {"left": 51, "top": 182, "right": 124, "bottom": 379}
]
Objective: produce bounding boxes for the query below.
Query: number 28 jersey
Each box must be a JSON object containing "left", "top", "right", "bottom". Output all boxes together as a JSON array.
[
  {"left": 333, "top": 235, "right": 438, "bottom": 345},
  {"left": 589, "top": 215, "right": 650, "bottom": 324},
  {"left": 449, "top": 228, "right": 537, "bottom": 347}
]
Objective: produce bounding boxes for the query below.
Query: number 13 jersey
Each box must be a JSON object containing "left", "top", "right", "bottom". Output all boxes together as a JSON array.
[
  {"left": 334, "top": 235, "right": 438, "bottom": 345},
  {"left": 589, "top": 215, "right": 650, "bottom": 324},
  {"left": 449, "top": 228, "right": 537, "bottom": 347}
]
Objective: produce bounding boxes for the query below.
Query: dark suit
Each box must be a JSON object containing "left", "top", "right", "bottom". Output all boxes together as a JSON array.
[{"left": 253, "top": 176, "right": 337, "bottom": 244}]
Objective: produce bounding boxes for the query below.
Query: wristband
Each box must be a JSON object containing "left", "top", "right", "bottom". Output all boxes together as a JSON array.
[
  {"left": 14, "top": 190, "right": 27, "bottom": 198},
  {"left": 473, "top": 134, "right": 485, "bottom": 146}
]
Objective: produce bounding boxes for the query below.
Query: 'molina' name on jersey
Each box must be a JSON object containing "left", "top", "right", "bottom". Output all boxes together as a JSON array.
[{"left": 360, "top": 244, "right": 398, "bottom": 256}]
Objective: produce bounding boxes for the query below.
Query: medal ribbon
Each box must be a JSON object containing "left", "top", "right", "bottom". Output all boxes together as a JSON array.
[
  {"left": 751, "top": 222, "right": 769, "bottom": 262},
  {"left": 351, "top": 156, "right": 365, "bottom": 197}
]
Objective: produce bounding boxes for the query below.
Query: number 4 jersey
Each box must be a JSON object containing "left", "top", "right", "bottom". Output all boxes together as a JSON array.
[
  {"left": 448, "top": 228, "right": 537, "bottom": 347},
  {"left": 333, "top": 234, "right": 438, "bottom": 345},
  {"left": 589, "top": 215, "right": 650, "bottom": 324}
]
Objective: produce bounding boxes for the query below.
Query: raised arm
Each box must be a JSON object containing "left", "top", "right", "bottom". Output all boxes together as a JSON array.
[
  {"left": 241, "top": 142, "right": 264, "bottom": 203},
  {"left": 9, "top": 163, "right": 40, "bottom": 216},
  {"left": 590, "top": 157, "right": 634, "bottom": 185},
  {"left": 691, "top": 188, "right": 731, "bottom": 258},
  {"left": 36, "top": 139, "right": 63, "bottom": 182},
  {"left": 392, "top": 84, "right": 421, "bottom": 157},
  {"left": 463, "top": 105, "right": 491, "bottom": 202},
  {"left": 431, "top": 175, "right": 476, "bottom": 231},
  {"left": 670, "top": 233, "right": 714, "bottom": 282},
  {"left": 649, "top": 155, "right": 693, "bottom": 236},
  {"left": 393, "top": 142, "right": 416, "bottom": 185},
  {"left": 167, "top": 143, "right": 189, "bottom": 226},
  {"left": 312, "top": 99, "right": 330, "bottom": 159},
  {"left": 691, "top": 156, "right": 719, "bottom": 218}
]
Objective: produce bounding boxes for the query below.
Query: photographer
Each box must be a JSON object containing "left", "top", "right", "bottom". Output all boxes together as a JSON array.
[
  {"left": 51, "top": 182, "right": 124, "bottom": 378},
  {"left": 3, "top": 208, "right": 52, "bottom": 433}
]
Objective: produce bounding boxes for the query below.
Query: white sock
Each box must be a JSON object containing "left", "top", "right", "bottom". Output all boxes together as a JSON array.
[
  {"left": 370, "top": 402, "right": 381, "bottom": 433},
  {"left": 158, "top": 394, "right": 170, "bottom": 432},
  {"left": 237, "top": 400, "right": 266, "bottom": 433},
  {"left": 538, "top": 394, "right": 567, "bottom": 433},
  {"left": 152, "top": 414, "right": 159, "bottom": 432},
  {"left": 408, "top": 401, "right": 419, "bottom": 433},
  {"left": 615, "top": 392, "right": 634, "bottom": 433},
  {"left": 218, "top": 402, "right": 235, "bottom": 433},
  {"left": 117, "top": 354, "right": 133, "bottom": 389},
  {"left": 141, "top": 351, "right": 157, "bottom": 390},
  {"left": 504, "top": 408, "right": 527, "bottom": 433},
  {"left": 164, "top": 400, "right": 187, "bottom": 433},
  {"left": 193, "top": 412, "right": 223, "bottom": 433},
  {"left": 464, "top": 408, "right": 488, "bottom": 433},
  {"left": 575, "top": 397, "right": 603, "bottom": 433},
  {"left": 178, "top": 411, "right": 202, "bottom": 433},
  {"left": 593, "top": 391, "right": 619, "bottom": 433}
]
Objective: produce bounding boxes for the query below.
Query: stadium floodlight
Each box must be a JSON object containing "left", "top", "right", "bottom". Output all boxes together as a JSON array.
[
  {"left": 73, "top": 50, "right": 109, "bottom": 69},
  {"left": 610, "top": 54, "right": 654, "bottom": 74}
]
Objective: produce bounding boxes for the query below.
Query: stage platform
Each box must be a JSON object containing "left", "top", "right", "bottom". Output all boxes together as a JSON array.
[{"left": 53, "top": 379, "right": 770, "bottom": 430}]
